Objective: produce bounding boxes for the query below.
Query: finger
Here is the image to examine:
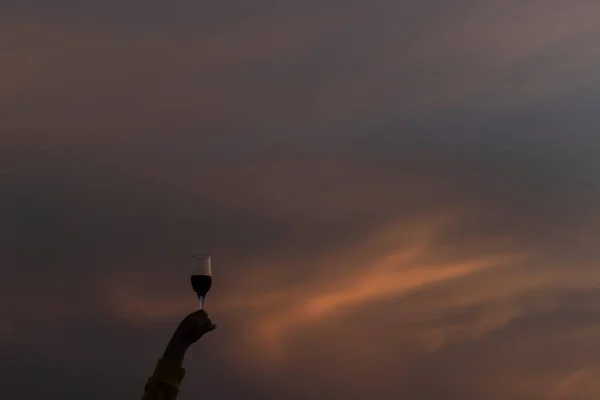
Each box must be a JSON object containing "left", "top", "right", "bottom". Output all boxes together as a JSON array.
[
  {"left": 188, "top": 311, "right": 209, "bottom": 323},
  {"left": 191, "top": 315, "right": 213, "bottom": 329},
  {"left": 192, "top": 309, "right": 208, "bottom": 318},
  {"left": 200, "top": 318, "right": 216, "bottom": 329}
]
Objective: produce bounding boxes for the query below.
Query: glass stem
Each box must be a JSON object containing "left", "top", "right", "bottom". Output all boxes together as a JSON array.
[{"left": 198, "top": 295, "right": 205, "bottom": 310}]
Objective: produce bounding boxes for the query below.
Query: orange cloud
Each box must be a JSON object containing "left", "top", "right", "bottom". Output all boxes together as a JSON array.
[{"left": 214, "top": 216, "right": 530, "bottom": 362}]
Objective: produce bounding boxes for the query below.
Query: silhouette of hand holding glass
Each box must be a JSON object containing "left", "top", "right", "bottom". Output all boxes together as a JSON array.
[
  {"left": 142, "top": 310, "right": 217, "bottom": 400},
  {"left": 163, "top": 310, "right": 217, "bottom": 365}
]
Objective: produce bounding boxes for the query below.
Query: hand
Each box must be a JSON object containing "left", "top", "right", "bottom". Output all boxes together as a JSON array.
[
  {"left": 163, "top": 310, "right": 216, "bottom": 364},
  {"left": 172, "top": 310, "right": 217, "bottom": 347}
]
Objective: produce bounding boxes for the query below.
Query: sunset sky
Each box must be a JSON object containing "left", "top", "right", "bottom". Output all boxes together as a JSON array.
[{"left": 2, "top": 1, "right": 600, "bottom": 399}]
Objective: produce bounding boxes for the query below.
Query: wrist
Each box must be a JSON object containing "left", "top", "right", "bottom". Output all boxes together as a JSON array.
[{"left": 163, "top": 338, "right": 189, "bottom": 365}]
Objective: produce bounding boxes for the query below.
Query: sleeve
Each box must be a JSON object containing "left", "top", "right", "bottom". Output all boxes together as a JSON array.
[{"left": 141, "top": 359, "right": 186, "bottom": 400}]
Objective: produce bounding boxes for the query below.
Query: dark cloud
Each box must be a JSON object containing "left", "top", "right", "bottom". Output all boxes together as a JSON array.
[{"left": 2, "top": 1, "right": 600, "bottom": 399}]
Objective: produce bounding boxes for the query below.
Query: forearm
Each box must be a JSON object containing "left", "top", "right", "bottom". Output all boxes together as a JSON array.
[
  {"left": 141, "top": 340, "right": 189, "bottom": 400},
  {"left": 141, "top": 310, "right": 215, "bottom": 400},
  {"left": 162, "top": 338, "right": 189, "bottom": 366}
]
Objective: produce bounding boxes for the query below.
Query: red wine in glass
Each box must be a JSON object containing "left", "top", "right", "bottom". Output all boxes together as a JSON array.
[{"left": 191, "top": 255, "right": 212, "bottom": 310}]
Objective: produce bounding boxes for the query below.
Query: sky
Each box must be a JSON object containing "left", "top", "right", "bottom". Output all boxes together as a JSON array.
[{"left": 2, "top": 1, "right": 600, "bottom": 399}]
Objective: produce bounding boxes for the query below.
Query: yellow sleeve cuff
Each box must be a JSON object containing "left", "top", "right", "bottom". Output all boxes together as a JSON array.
[{"left": 152, "top": 358, "right": 186, "bottom": 388}]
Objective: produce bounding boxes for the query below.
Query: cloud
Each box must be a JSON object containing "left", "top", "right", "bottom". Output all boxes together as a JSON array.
[
  {"left": 4, "top": 1, "right": 600, "bottom": 149},
  {"left": 220, "top": 217, "right": 528, "bottom": 354},
  {"left": 2, "top": 1, "right": 600, "bottom": 399}
]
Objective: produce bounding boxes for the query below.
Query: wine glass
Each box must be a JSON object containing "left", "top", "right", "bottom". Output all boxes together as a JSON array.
[{"left": 191, "top": 255, "right": 212, "bottom": 310}]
